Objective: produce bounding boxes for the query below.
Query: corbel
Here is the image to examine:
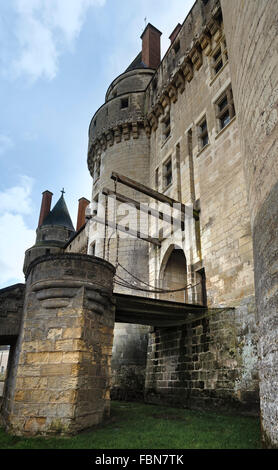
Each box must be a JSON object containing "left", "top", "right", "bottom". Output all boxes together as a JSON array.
[
  {"left": 167, "top": 83, "right": 178, "bottom": 103},
  {"left": 154, "top": 102, "right": 164, "bottom": 118},
  {"left": 182, "top": 60, "right": 194, "bottom": 82},
  {"left": 144, "top": 119, "right": 151, "bottom": 138},
  {"left": 122, "top": 123, "right": 130, "bottom": 141},
  {"left": 189, "top": 46, "right": 203, "bottom": 71},
  {"left": 200, "top": 32, "right": 212, "bottom": 56},
  {"left": 131, "top": 122, "right": 139, "bottom": 139},
  {"left": 148, "top": 111, "right": 158, "bottom": 131},
  {"left": 113, "top": 126, "right": 122, "bottom": 143},
  {"left": 160, "top": 92, "right": 170, "bottom": 109},
  {"left": 106, "top": 130, "right": 114, "bottom": 147},
  {"left": 174, "top": 71, "right": 185, "bottom": 94},
  {"left": 207, "top": 18, "right": 222, "bottom": 43},
  {"left": 94, "top": 139, "right": 101, "bottom": 155}
]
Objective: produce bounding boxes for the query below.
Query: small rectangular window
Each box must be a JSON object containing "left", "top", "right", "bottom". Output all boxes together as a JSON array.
[
  {"left": 212, "top": 47, "right": 223, "bottom": 75},
  {"left": 93, "top": 194, "right": 99, "bottom": 216},
  {"left": 163, "top": 112, "right": 171, "bottom": 140},
  {"left": 198, "top": 116, "right": 209, "bottom": 149},
  {"left": 120, "top": 97, "right": 129, "bottom": 109},
  {"left": 215, "top": 85, "right": 235, "bottom": 131},
  {"left": 155, "top": 168, "right": 160, "bottom": 190},
  {"left": 163, "top": 158, "right": 172, "bottom": 188},
  {"left": 174, "top": 40, "right": 180, "bottom": 54},
  {"left": 211, "top": 38, "right": 228, "bottom": 77}
]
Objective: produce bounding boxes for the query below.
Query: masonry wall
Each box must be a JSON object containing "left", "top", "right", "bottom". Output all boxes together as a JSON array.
[
  {"left": 221, "top": 0, "right": 278, "bottom": 447},
  {"left": 87, "top": 68, "right": 155, "bottom": 400},
  {"left": 65, "top": 226, "right": 88, "bottom": 255},
  {"left": 144, "top": 0, "right": 259, "bottom": 411},
  {"left": 0, "top": 284, "right": 25, "bottom": 339},
  {"left": 2, "top": 254, "right": 115, "bottom": 436}
]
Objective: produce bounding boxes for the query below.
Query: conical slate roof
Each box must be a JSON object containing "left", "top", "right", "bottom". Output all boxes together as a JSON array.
[
  {"left": 125, "top": 52, "right": 147, "bottom": 72},
  {"left": 41, "top": 193, "right": 75, "bottom": 231}
]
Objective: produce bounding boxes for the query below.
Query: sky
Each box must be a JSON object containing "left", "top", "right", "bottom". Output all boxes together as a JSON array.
[{"left": 0, "top": 0, "right": 195, "bottom": 288}]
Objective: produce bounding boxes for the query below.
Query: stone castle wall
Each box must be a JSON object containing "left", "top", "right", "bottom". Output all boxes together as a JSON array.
[
  {"left": 221, "top": 0, "right": 278, "bottom": 447},
  {"left": 142, "top": 0, "right": 258, "bottom": 411},
  {"left": 0, "top": 284, "right": 25, "bottom": 340}
]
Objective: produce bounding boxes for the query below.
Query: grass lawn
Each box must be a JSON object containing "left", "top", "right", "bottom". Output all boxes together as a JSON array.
[{"left": 0, "top": 401, "right": 261, "bottom": 449}]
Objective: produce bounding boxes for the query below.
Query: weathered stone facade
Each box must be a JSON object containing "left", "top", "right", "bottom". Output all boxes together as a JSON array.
[
  {"left": 1, "top": 0, "right": 277, "bottom": 446},
  {"left": 2, "top": 254, "right": 115, "bottom": 436},
  {"left": 0, "top": 284, "right": 25, "bottom": 340},
  {"left": 85, "top": 0, "right": 259, "bottom": 413},
  {"left": 145, "top": 297, "right": 258, "bottom": 411},
  {"left": 221, "top": 0, "right": 278, "bottom": 448}
]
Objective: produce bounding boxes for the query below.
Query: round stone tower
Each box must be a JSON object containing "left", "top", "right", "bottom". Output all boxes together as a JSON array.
[{"left": 87, "top": 24, "right": 162, "bottom": 399}]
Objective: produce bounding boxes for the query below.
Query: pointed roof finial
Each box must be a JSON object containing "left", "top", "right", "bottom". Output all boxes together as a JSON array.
[{"left": 61, "top": 188, "right": 65, "bottom": 196}]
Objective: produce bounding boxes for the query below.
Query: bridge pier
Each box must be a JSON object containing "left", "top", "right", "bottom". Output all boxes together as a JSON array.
[{"left": 2, "top": 254, "right": 115, "bottom": 436}]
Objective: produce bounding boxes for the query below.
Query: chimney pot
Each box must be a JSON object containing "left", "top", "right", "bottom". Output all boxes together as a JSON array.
[
  {"left": 141, "top": 23, "right": 162, "bottom": 69},
  {"left": 38, "top": 190, "right": 53, "bottom": 227},
  {"left": 76, "top": 197, "right": 90, "bottom": 231},
  {"left": 169, "top": 23, "right": 182, "bottom": 44}
]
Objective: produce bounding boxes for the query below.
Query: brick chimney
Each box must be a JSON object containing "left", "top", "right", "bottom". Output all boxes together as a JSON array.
[
  {"left": 38, "top": 190, "right": 53, "bottom": 227},
  {"left": 76, "top": 197, "right": 90, "bottom": 231},
  {"left": 141, "top": 23, "right": 162, "bottom": 69},
  {"left": 169, "top": 23, "right": 182, "bottom": 44}
]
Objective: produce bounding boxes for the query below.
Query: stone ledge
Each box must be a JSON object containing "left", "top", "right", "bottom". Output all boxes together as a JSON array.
[{"left": 25, "top": 253, "right": 115, "bottom": 280}]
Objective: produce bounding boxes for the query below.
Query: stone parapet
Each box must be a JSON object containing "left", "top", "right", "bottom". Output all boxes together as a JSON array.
[{"left": 144, "top": 0, "right": 223, "bottom": 133}]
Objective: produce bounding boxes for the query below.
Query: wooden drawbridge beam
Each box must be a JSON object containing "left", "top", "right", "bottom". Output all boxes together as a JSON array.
[{"left": 111, "top": 171, "right": 199, "bottom": 220}]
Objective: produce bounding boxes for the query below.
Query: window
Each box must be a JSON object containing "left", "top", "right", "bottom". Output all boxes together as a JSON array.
[
  {"left": 211, "top": 38, "right": 228, "bottom": 77},
  {"left": 155, "top": 168, "right": 160, "bottom": 190},
  {"left": 120, "top": 97, "right": 129, "bottom": 109},
  {"left": 163, "top": 112, "right": 171, "bottom": 140},
  {"left": 187, "top": 128, "right": 193, "bottom": 159},
  {"left": 174, "top": 40, "right": 180, "bottom": 54},
  {"left": 213, "top": 48, "right": 223, "bottom": 75},
  {"left": 163, "top": 158, "right": 172, "bottom": 188},
  {"left": 215, "top": 85, "right": 235, "bottom": 131},
  {"left": 198, "top": 116, "right": 209, "bottom": 149},
  {"left": 93, "top": 194, "right": 99, "bottom": 216}
]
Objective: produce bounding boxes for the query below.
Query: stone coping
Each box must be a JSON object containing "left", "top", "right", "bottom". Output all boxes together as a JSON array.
[{"left": 25, "top": 253, "right": 115, "bottom": 280}]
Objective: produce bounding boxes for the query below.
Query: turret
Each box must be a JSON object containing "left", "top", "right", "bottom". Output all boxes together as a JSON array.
[{"left": 23, "top": 190, "right": 75, "bottom": 275}]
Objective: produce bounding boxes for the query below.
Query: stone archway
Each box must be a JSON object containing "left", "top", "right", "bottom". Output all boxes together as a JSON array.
[{"left": 159, "top": 245, "right": 188, "bottom": 303}]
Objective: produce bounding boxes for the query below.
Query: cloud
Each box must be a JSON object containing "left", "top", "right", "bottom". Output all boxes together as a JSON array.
[
  {"left": 0, "top": 175, "right": 33, "bottom": 214},
  {"left": 0, "top": 176, "right": 35, "bottom": 287},
  {"left": 0, "top": 134, "right": 14, "bottom": 155},
  {"left": 6, "top": 0, "right": 106, "bottom": 81}
]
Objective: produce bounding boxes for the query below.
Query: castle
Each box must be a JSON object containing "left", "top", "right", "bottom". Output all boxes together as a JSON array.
[{"left": 0, "top": 0, "right": 277, "bottom": 447}]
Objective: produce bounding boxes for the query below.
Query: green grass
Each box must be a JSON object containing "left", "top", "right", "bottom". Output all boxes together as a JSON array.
[{"left": 0, "top": 401, "right": 261, "bottom": 449}]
